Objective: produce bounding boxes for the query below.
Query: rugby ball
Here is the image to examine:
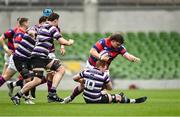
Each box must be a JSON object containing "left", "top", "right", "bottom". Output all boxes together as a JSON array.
[{"left": 99, "top": 50, "right": 110, "bottom": 60}]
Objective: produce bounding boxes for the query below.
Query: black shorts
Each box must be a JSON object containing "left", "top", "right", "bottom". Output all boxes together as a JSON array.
[
  {"left": 31, "top": 56, "right": 52, "bottom": 69},
  {"left": 13, "top": 55, "right": 32, "bottom": 72},
  {"left": 84, "top": 94, "right": 109, "bottom": 104},
  {"left": 31, "top": 55, "right": 61, "bottom": 71}
]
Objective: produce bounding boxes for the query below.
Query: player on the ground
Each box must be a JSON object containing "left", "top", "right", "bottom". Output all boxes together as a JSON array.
[
  {"left": 73, "top": 60, "right": 147, "bottom": 104},
  {"left": 11, "top": 13, "right": 74, "bottom": 105},
  {"left": 63, "top": 33, "right": 141, "bottom": 103}
]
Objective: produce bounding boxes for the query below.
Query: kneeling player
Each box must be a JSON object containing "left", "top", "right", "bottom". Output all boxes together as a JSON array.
[{"left": 72, "top": 60, "right": 147, "bottom": 104}]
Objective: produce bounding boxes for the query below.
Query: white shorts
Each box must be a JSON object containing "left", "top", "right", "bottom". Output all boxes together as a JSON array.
[
  {"left": 48, "top": 52, "right": 56, "bottom": 59},
  {"left": 85, "top": 60, "right": 110, "bottom": 76},
  {"left": 7, "top": 55, "right": 17, "bottom": 71},
  {"left": 4, "top": 53, "right": 10, "bottom": 65}
]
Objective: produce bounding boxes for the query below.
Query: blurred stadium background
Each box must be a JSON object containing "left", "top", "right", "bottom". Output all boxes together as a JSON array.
[{"left": 0, "top": 0, "right": 180, "bottom": 89}]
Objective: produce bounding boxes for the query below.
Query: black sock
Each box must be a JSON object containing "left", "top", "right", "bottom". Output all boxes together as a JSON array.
[
  {"left": 10, "top": 82, "right": 13, "bottom": 88},
  {"left": 15, "top": 91, "right": 23, "bottom": 98},
  {"left": 70, "top": 86, "right": 83, "bottom": 100},
  {"left": 16, "top": 80, "right": 23, "bottom": 88},
  {"left": 31, "top": 87, "right": 36, "bottom": 98},
  {"left": 49, "top": 87, "right": 56, "bottom": 94},
  {"left": 120, "top": 96, "right": 130, "bottom": 103}
]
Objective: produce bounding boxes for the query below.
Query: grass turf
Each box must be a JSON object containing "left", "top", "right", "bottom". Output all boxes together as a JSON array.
[{"left": 0, "top": 89, "right": 180, "bottom": 116}]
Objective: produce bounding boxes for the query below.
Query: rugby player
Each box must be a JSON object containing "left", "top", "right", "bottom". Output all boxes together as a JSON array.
[
  {"left": 63, "top": 33, "right": 141, "bottom": 103},
  {"left": 0, "top": 17, "right": 20, "bottom": 76},
  {"left": 11, "top": 13, "right": 74, "bottom": 105},
  {"left": 73, "top": 60, "right": 147, "bottom": 104},
  {"left": 7, "top": 16, "right": 48, "bottom": 103},
  {"left": 0, "top": 18, "right": 29, "bottom": 88}
]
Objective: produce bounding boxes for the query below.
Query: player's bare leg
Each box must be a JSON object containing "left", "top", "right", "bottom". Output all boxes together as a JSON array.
[
  {"left": 46, "top": 72, "right": 54, "bottom": 92},
  {"left": 47, "top": 66, "right": 65, "bottom": 103},
  {"left": 0, "top": 68, "right": 16, "bottom": 87},
  {"left": 2, "top": 64, "right": 8, "bottom": 76},
  {"left": 11, "top": 77, "right": 42, "bottom": 105}
]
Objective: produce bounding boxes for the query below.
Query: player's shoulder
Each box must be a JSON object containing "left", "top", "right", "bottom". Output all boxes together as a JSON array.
[
  {"left": 98, "top": 38, "right": 107, "bottom": 45},
  {"left": 13, "top": 26, "right": 19, "bottom": 32},
  {"left": 15, "top": 27, "right": 25, "bottom": 34},
  {"left": 49, "top": 25, "right": 59, "bottom": 33}
]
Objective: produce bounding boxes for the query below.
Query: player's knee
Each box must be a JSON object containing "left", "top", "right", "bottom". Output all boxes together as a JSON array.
[
  {"left": 111, "top": 94, "right": 120, "bottom": 103},
  {"left": 25, "top": 78, "right": 31, "bottom": 83},
  {"left": 32, "top": 77, "right": 42, "bottom": 86},
  {"left": 50, "top": 59, "right": 62, "bottom": 71},
  {"left": 47, "top": 72, "right": 54, "bottom": 80},
  {"left": 3, "top": 69, "right": 15, "bottom": 80},
  {"left": 78, "top": 85, "right": 84, "bottom": 91},
  {"left": 56, "top": 65, "right": 65, "bottom": 74}
]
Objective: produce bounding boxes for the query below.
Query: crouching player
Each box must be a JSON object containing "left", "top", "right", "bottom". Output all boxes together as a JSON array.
[{"left": 73, "top": 60, "right": 147, "bottom": 104}]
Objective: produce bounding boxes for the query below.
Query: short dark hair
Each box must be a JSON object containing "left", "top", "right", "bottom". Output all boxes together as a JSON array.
[
  {"left": 19, "top": 17, "right": 28, "bottom": 26},
  {"left": 39, "top": 16, "right": 48, "bottom": 24},
  {"left": 110, "top": 33, "right": 124, "bottom": 44},
  {"left": 48, "top": 12, "right": 59, "bottom": 21}
]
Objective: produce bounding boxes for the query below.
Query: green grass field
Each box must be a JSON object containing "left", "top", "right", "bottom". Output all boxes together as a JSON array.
[{"left": 0, "top": 89, "right": 180, "bottom": 116}]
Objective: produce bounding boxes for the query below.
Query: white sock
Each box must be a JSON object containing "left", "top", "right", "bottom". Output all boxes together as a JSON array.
[
  {"left": 13, "top": 82, "right": 16, "bottom": 87},
  {"left": 130, "top": 99, "right": 136, "bottom": 103}
]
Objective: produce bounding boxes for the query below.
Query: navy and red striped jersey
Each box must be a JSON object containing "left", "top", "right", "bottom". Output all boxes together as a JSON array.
[
  {"left": 3, "top": 27, "right": 18, "bottom": 52},
  {"left": 88, "top": 38, "right": 127, "bottom": 68},
  {"left": 14, "top": 27, "right": 26, "bottom": 45}
]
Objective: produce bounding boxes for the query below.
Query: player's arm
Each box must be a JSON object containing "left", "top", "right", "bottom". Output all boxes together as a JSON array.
[
  {"left": 0, "top": 34, "right": 12, "bottom": 55},
  {"left": 52, "top": 27, "right": 74, "bottom": 46},
  {"left": 90, "top": 48, "right": 110, "bottom": 62},
  {"left": 73, "top": 73, "right": 84, "bottom": 84},
  {"left": 90, "top": 48, "right": 100, "bottom": 59},
  {"left": 90, "top": 40, "right": 110, "bottom": 62},
  {"left": 123, "top": 52, "right": 140, "bottom": 62},
  {"left": 104, "top": 81, "right": 112, "bottom": 91},
  {"left": 58, "top": 37, "right": 74, "bottom": 46},
  {"left": 104, "top": 75, "right": 113, "bottom": 91},
  {"left": 119, "top": 45, "right": 140, "bottom": 62}
]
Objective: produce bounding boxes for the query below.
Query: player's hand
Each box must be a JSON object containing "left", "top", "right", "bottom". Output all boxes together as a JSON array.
[
  {"left": 28, "top": 30, "right": 36, "bottom": 39},
  {"left": 79, "top": 79, "right": 85, "bottom": 87},
  {"left": 101, "top": 56, "right": 110, "bottom": 62},
  {"left": 68, "top": 39, "right": 74, "bottom": 45},
  {"left": 132, "top": 57, "right": 141, "bottom": 63},
  {"left": 6, "top": 49, "right": 13, "bottom": 56},
  {"left": 99, "top": 51, "right": 111, "bottom": 62},
  {"left": 60, "top": 45, "right": 66, "bottom": 56}
]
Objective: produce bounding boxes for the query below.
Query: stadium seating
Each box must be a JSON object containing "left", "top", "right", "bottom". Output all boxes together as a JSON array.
[{"left": 0, "top": 32, "right": 179, "bottom": 79}]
